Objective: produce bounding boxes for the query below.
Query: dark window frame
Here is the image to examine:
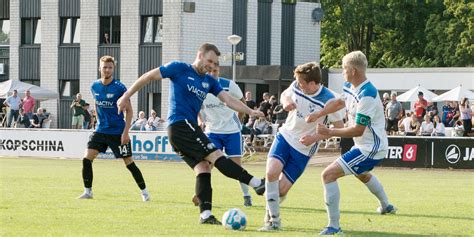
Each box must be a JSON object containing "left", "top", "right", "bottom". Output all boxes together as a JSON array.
[
  {"left": 59, "top": 80, "right": 80, "bottom": 99},
  {"left": 140, "top": 15, "right": 162, "bottom": 45},
  {"left": 100, "top": 16, "right": 121, "bottom": 44},
  {"left": 60, "top": 17, "right": 80, "bottom": 45},
  {"left": 21, "top": 18, "right": 41, "bottom": 45}
]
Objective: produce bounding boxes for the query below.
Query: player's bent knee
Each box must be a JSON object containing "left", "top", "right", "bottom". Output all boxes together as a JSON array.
[
  {"left": 356, "top": 172, "right": 372, "bottom": 183},
  {"left": 194, "top": 161, "right": 212, "bottom": 174},
  {"left": 205, "top": 150, "right": 224, "bottom": 164}
]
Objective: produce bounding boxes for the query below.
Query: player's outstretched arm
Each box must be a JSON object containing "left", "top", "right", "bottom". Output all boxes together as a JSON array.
[
  {"left": 217, "top": 91, "right": 265, "bottom": 118},
  {"left": 118, "top": 68, "right": 163, "bottom": 113},
  {"left": 306, "top": 99, "right": 345, "bottom": 123},
  {"left": 300, "top": 120, "right": 345, "bottom": 146},
  {"left": 317, "top": 122, "right": 365, "bottom": 138}
]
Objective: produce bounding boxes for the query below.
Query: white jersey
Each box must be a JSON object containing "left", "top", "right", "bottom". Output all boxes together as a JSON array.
[
  {"left": 279, "top": 81, "right": 344, "bottom": 157},
  {"left": 342, "top": 80, "right": 388, "bottom": 159},
  {"left": 201, "top": 77, "right": 243, "bottom": 134}
]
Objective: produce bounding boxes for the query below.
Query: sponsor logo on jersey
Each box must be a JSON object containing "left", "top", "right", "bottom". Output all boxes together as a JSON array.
[
  {"left": 187, "top": 84, "right": 207, "bottom": 101},
  {"left": 202, "top": 82, "right": 209, "bottom": 89},
  {"left": 106, "top": 93, "right": 114, "bottom": 99},
  {"left": 188, "top": 76, "right": 195, "bottom": 81},
  {"left": 96, "top": 100, "right": 114, "bottom": 107}
]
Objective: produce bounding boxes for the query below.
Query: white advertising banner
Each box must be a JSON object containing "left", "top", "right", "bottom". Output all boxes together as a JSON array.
[{"left": 0, "top": 129, "right": 180, "bottom": 161}]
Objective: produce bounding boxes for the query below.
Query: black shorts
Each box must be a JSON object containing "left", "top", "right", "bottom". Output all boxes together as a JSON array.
[
  {"left": 87, "top": 132, "right": 132, "bottom": 158},
  {"left": 386, "top": 118, "right": 399, "bottom": 132},
  {"left": 168, "top": 120, "right": 217, "bottom": 168}
]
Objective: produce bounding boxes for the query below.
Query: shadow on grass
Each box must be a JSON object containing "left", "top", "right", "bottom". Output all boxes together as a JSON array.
[{"left": 279, "top": 206, "right": 474, "bottom": 221}]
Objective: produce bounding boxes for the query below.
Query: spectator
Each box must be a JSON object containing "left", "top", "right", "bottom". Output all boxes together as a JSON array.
[
  {"left": 413, "top": 91, "right": 427, "bottom": 123},
  {"left": 273, "top": 103, "right": 288, "bottom": 127},
  {"left": 3, "top": 89, "right": 21, "bottom": 128},
  {"left": 404, "top": 113, "right": 420, "bottom": 136},
  {"left": 385, "top": 92, "right": 403, "bottom": 135},
  {"left": 145, "top": 109, "right": 164, "bottom": 131},
  {"left": 420, "top": 114, "right": 434, "bottom": 136},
  {"left": 16, "top": 109, "right": 31, "bottom": 128},
  {"left": 453, "top": 120, "right": 464, "bottom": 137},
  {"left": 432, "top": 115, "right": 445, "bottom": 136},
  {"left": 441, "top": 102, "right": 453, "bottom": 126},
  {"left": 459, "top": 97, "right": 472, "bottom": 136},
  {"left": 268, "top": 95, "right": 279, "bottom": 122},
  {"left": 21, "top": 90, "right": 35, "bottom": 119},
  {"left": 258, "top": 92, "right": 272, "bottom": 118},
  {"left": 250, "top": 116, "right": 271, "bottom": 144},
  {"left": 243, "top": 91, "right": 257, "bottom": 125},
  {"left": 130, "top": 111, "right": 147, "bottom": 131},
  {"left": 30, "top": 108, "right": 47, "bottom": 128},
  {"left": 448, "top": 102, "right": 461, "bottom": 127},
  {"left": 70, "top": 93, "right": 86, "bottom": 129},
  {"left": 397, "top": 110, "right": 408, "bottom": 134},
  {"left": 89, "top": 109, "right": 97, "bottom": 129},
  {"left": 83, "top": 103, "right": 91, "bottom": 129},
  {"left": 103, "top": 32, "right": 110, "bottom": 44},
  {"left": 426, "top": 102, "right": 438, "bottom": 121},
  {"left": 382, "top": 92, "right": 390, "bottom": 111}
]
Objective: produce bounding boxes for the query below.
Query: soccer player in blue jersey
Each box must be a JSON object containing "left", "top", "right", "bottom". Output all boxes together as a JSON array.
[
  {"left": 258, "top": 62, "right": 344, "bottom": 231},
  {"left": 198, "top": 64, "right": 253, "bottom": 206},
  {"left": 117, "top": 43, "right": 265, "bottom": 224},
  {"left": 78, "top": 56, "right": 150, "bottom": 202},
  {"left": 314, "top": 51, "right": 396, "bottom": 235}
]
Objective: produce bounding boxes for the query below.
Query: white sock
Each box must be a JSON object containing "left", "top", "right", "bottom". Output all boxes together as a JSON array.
[
  {"left": 84, "top": 187, "right": 92, "bottom": 194},
  {"left": 324, "top": 181, "right": 340, "bottom": 229},
  {"left": 265, "top": 180, "right": 280, "bottom": 222},
  {"left": 240, "top": 182, "right": 250, "bottom": 197},
  {"left": 200, "top": 210, "right": 211, "bottom": 219},
  {"left": 365, "top": 175, "right": 389, "bottom": 209},
  {"left": 249, "top": 177, "right": 262, "bottom": 188},
  {"left": 141, "top": 188, "right": 149, "bottom": 194}
]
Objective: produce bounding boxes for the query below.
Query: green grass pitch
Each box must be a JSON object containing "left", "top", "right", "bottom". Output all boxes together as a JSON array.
[{"left": 1, "top": 157, "right": 473, "bottom": 236}]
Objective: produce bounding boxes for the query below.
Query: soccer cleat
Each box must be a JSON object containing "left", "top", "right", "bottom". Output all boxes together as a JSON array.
[
  {"left": 258, "top": 220, "right": 281, "bottom": 231},
  {"left": 319, "top": 226, "right": 343, "bottom": 235},
  {"left": 141, "top": 191, "right": 151, "bottom": 202},
  {"left": 200, "top": 215, "right": 222, "bottom": 225},
  {"left": 377, "top": 204, "right": 397, "bottom": 215},
  {"left": 192, "top": 195, "right": 200, "bottom": 206},
  {"left": 243, "top": 195, "right": 252, "bottom": 207},
  {"left": 253, "top": 178, "right": 266, "bottom": 196},
  {"left": 77, "top": 192, "right": 93, "bottom": 199}
]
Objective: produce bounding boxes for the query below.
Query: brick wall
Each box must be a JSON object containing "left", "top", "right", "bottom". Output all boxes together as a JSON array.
[
  {"left": 294, "top": 2, "right": 321, "bottom": 65},
  {"left": 80, "top": 0, "right": 98, "bottom": 106}
]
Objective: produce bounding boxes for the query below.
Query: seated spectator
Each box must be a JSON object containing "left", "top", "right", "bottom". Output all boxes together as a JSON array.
[
  {"left": 397, "top": 111, "right": 408, "bottom": 134},
  {"left": 246, "top": 115, "right": 256, "bottom": 128},
  {"left": 16, "top": 109, "right": 31, "bottom": 128},
  {"left": 432, "top": 115, "right": 445, "bottom": 136},
  {"left": 448, "top": 102, "right": 460, "bottom": 127},
  {"left": 30, "top": 108, "right": 47, "bottom": 128},
  {"left": 404, "top": 113, "right": 420, "bottom": 136},
  {"left": 130, "top": 111, "right": 147, "bottom": 131},
  {"left": 420, "top": 114, "right": 434, "bottom": 136},
  {"left": 145, "top": 109, "right": 164, "bottom": 131},
  {"left": 249, "top": 116, "right": 271, "bottom": 144},
  {"left": 453, "top": 120, "right": 464, "bottom": 137},
  {"left": 273, "top": 103, "right": 288, "bottom": 127}
]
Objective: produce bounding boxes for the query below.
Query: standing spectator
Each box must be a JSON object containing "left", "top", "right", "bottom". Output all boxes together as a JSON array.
[
  {"left": 103, "top": 32, "right": 110, "bottom": 44},
  {"left": 70, "top": 93, "right": 86, "bottom": 129},
  {"left": 385, "top": 92, "right": 403, "bottom": 135},
  {"left": 243, "top": 91, "right": 257, "bottom": 125},
  {"left": 448, "top": 101, "right": 460, "bottom": 127},
  {"left": 432, "top": 115, "right": 445, "bottom": 136},
  {"left": 382, "top": 92, "right": 390, "bottom": 111},
  {"left": 258, "top": 92, "right": 272, "bottom": 118},
  {"left": 273, "top": 103, "right": 288, "bottom": 127},
  {"left": 21, "top": 90, "right": 35, "bottom": 119},
  {"left": 130, "top": 111, "right": 147, "bottom": 131},
  {"left": 30, "top": 108, "right": 47, "bottom": 128},
  {"left": 426, "top": 102, "right": 438, "bottom": 121},
  {"left": 419, "top": 115, "right": 434, "bottom": 136},
  {"left": 459, "top": 98, "right": 472, "bottom": 136},
  {"left": 83, "top": 103, "right": 91, "bottom": 129},
  {"left": 441, "top": 102, "right": 453, "bottom": 126},
  {"left": 413, "top": 91, "right": 427, "bottom": 123},
  {"left": 3, "top": 89, "right": 21, "bottom": 127}
]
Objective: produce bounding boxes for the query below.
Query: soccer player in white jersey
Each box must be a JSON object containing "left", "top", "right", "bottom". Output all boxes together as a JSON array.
[
  {"left": 315, "top": 51, "right": 396, "bottom": 235},
  {"left": 259, "top": 62, "right": 344, "bottom": 231},
  {"left": 199, "top": 65, "right": 253, "bottom": 206}
]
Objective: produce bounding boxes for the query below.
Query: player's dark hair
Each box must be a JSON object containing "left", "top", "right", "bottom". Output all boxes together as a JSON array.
[
  {"left": 198, "top": 43, "right": 221, "bottom": 57},
  {"left": 294, "top": 62, "right": 322, "bottom": 84}
]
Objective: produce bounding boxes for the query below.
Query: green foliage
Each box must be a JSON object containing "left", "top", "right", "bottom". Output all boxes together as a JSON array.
[
  {"left": 1, "top": 157, "right": 473, "bottom": 236},
  {"left": 320, "top": 0, "right": 471, "bottom": 68}
]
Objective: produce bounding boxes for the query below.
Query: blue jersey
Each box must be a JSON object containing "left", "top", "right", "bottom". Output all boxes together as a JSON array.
[
  {"left": 91, "top": 79, "right": 127, "bottom": 135},
  {"left": 159, "top": 61, "right": 223, "bottom": 125}
]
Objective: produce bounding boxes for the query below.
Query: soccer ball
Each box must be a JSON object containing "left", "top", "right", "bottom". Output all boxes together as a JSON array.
[{"left": 222, "top": 208, "right": 247, "bottom": 230}]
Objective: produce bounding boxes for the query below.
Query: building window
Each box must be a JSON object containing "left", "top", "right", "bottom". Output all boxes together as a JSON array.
[
  {"left": 141, "top": 16, "right": 162, "bottom": 44},
  {"left": 20, "top": 79, "right": 40, "bottom": 87},
  {"left": 21, "top": 18, "right": 41, "bottom": 45},
  {"left": 60, "top": 18, "right": 80, "bottom": 44},
  {"left": 100, "top": 16, "right": 120, "bottom": 44},
  {"left": 59, "top": 80, "right": 79, "bottom": 98},
  {"left": 0, "top": 19, "right": 10, "bottom": 45}
]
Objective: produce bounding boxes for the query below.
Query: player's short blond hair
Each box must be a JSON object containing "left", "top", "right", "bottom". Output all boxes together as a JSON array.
[
  {"left": 99, "top": 55, "right": 116, "bottom": 66},
  {"left": 293, "top": 62, "right": 322, "bottom": 84},
  {"left": 342, "top": 51, "right": 367, "bottom": 72}
]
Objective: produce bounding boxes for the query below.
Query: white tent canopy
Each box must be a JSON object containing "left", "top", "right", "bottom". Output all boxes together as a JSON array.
[
  {"left": 431, "top": 85, "right": 474, "bottom": 102},
  {"left": 0, "top": 80, "right": 59, "bottom": 101},
  {"left": 396, "top": 85, "right": 438, "bottom": 102}
]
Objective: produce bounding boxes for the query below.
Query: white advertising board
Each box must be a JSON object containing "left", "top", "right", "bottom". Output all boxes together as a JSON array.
[{"left": 0, "top": 129, "right": 180, "bottom": 161}]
